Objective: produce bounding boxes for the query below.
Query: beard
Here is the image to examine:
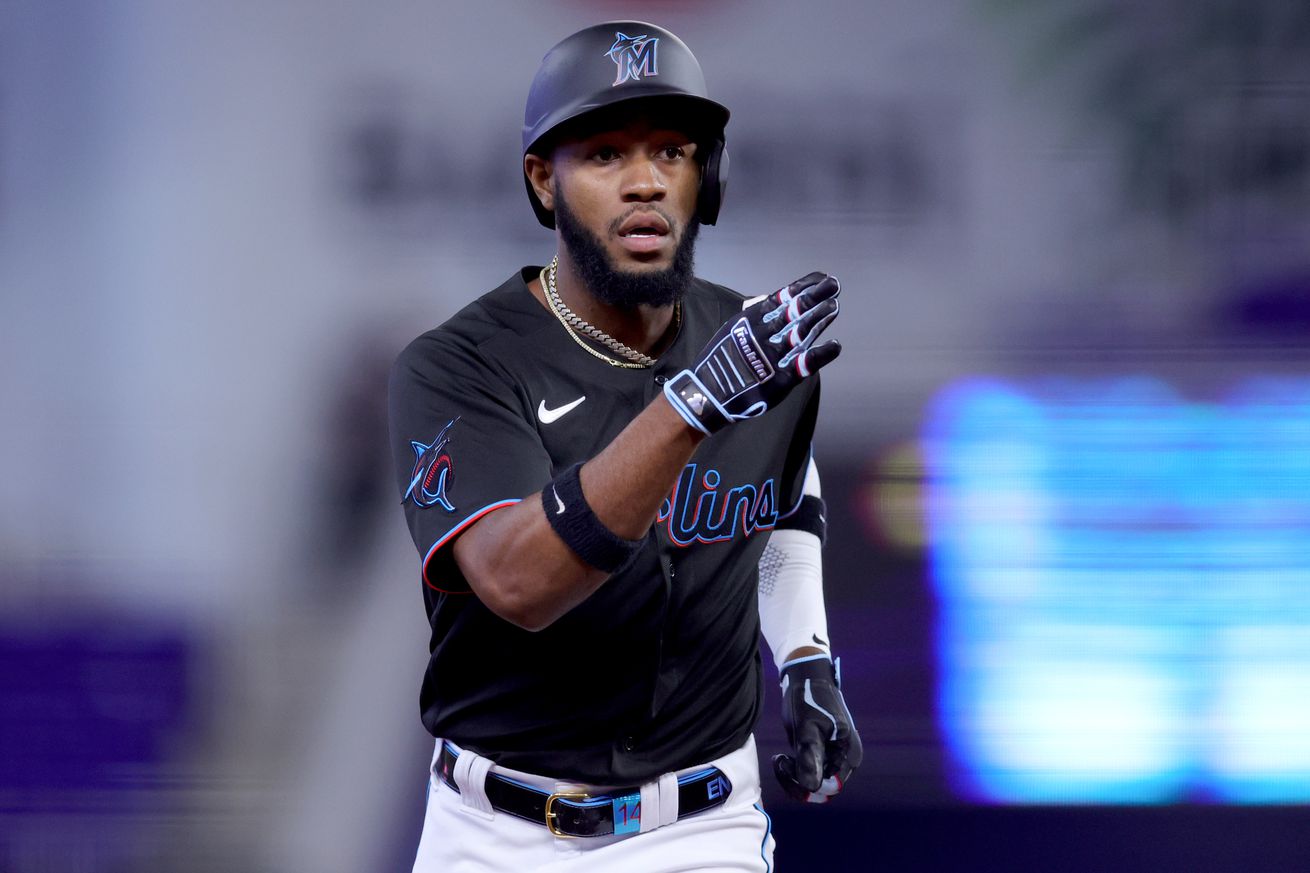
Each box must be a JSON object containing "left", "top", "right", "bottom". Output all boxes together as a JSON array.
[{"left": 554, "top": 188, "right": 700, "bottom": 310}]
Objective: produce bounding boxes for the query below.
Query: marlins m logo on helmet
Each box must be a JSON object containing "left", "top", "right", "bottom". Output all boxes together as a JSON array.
[{"left": 607, "top": 32, "right": 659, "bottom": 86}]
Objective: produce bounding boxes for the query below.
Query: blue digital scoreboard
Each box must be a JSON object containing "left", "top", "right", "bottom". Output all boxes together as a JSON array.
[{"left": 925, "top": 377, "right": 1310, "bottom": 803}]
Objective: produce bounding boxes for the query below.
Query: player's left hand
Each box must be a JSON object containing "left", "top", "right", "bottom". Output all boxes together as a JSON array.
[{"left": 772, "top": 654, "right": 862, "bottom": 803}]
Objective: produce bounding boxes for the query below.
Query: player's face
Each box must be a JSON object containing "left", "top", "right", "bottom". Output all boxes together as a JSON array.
[{"left": 550, "top": 119, "right": 702, "bottom": 274}]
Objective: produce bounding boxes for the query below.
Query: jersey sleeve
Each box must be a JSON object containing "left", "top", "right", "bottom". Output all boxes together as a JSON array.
[
  {"left": 778, "top": 378, "right": 821, "bottom": 521},
  {"left": 388, "top": 331, "right": 553, "bottom": 593}
]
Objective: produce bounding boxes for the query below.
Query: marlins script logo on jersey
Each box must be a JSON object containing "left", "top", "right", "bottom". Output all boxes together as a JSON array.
[
  {"left": 607, "top": 32, "right": 659, "bottom": 85},
  {"left": 657, "top": 463, "right": 779, "bottom": 547}
]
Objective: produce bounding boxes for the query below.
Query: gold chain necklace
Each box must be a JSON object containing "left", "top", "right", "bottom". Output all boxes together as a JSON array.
[{"left": 540, "top": 256, "right": 680, "bottom": 369}]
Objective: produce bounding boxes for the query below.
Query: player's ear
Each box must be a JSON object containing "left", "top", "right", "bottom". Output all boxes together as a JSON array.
[{"left": 524, "top": 153, "right": 555, "bottom": 213}]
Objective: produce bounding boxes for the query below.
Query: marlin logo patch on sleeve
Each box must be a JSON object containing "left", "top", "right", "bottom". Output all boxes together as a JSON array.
[
  {"left": 405, "top": 417, "right": 458, "bottom": 512},
  {"left": 607, "top": 32, "right": 659, "bottom": 86}
]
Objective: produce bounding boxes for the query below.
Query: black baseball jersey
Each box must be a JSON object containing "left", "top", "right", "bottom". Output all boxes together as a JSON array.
[{"left": 388, "top": 266, "right": 819, "bottom": 784}]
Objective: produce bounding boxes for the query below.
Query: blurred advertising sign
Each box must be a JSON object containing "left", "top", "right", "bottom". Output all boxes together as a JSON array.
[{"left": 926, "top": 377, "right": 1310, "bottom": 803}]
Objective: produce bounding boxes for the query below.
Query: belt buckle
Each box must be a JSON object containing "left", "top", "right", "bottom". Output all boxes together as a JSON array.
[{"left": 544, "top": 790, "right": 591, "bottom": 838}]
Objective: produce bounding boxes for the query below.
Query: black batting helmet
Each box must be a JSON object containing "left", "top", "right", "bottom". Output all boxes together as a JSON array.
[{"left": 522, "top": 21, "right": 730, "bottom": 228}]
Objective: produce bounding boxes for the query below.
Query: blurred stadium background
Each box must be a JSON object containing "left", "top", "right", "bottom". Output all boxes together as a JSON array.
[{"left": 4, "top": 0, "right": 1310, "bottom": 870}]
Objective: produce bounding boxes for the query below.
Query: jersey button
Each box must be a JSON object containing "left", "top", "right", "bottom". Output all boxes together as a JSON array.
[
  {"left": 622, "top": 736, "right": 637, "bottom": 752},
  {"left": 654, "top": 374, "right": 668, "bottom": 385}
]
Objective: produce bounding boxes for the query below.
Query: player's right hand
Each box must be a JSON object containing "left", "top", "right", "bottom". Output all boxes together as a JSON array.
[{"left": 663, "top": 272, "right": 841, "bottom": 435}]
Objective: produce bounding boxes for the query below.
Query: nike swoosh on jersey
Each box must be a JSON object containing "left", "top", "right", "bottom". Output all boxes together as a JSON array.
[{"left": 538, "top": 395, "right": 586, "bottom": 424}]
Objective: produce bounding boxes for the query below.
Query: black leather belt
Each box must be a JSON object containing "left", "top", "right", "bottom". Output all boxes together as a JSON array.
[{"left": 436, "top": 742, "right": 733, "bottom": 838}]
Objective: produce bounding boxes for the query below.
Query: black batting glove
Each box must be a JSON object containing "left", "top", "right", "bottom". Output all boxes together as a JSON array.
[
  {"left": 772, "top": 654, "right": 862, "bottom": 804},
  {"left": 664, "top": 272, "right": 841, "bottom": 435}
]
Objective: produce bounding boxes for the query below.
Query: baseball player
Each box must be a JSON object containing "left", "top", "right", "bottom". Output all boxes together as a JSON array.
[{"left": 389, "top": 21, "right": 861, "bottom": 872}]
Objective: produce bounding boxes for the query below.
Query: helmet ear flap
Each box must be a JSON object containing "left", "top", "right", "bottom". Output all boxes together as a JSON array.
[{"left": 696, "top": 138, "right": 729, "bottom": 226}]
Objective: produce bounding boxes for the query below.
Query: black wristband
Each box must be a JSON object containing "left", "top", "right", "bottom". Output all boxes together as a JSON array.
[
  {"left": 541, "top": 463, "right": 643, "bottom": 573},
  {"left": 777, "top": 495, "right": 827, "bottom": 545}
]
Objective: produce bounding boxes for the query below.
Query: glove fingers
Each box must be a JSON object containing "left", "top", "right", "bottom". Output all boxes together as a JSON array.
[
  {"left": 822, "top": 741, "right": 854, "bottom": 781},
  {"left": 821, "top": 719, "right": 862, "bottom": 785},
  {"left": 790, "top": 339, "right": 841, "bottom": 378},
  {"left": 775, "top": 299, "right": 839, "bottom": 359},
  {"left": 816, "top": 749, "right": 858, "bottom": 799},
  {"left": 784, "top": 272, "right": 829, "bottom": 297},
  {"left": 831, "top": 756, "right": 858, "bottom": 786},
  {"left": 772, "top": 754, "right": 820, "bottom": 803},
  {"left": 785, "top": 275, "right": 841, "bottom": 320},
  {"left": 793, "top": 298, "right": 839, "bottom": 346},
  {"left": 838, "top": 727, "right": 864, "bottom": 772},
  {"left": 770, "top": 273, "right": 839, "bottom": 320},
  {"left": 828, "top": 687, "right": 864, "bottom": 770},
  {"left": 799, "top": 274, "right": 840, "bottom": 306},
  {"left": 795, "top": 721, "right": 827, "bottom": 792}
]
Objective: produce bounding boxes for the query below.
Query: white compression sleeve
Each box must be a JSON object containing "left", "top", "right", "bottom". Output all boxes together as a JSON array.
[{"left": 758, "top": 458, "right": 831, "bottom": 670}]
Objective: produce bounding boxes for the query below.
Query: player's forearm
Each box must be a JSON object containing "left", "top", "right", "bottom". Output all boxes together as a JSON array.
[
  {"left": 580, "top": 395, "right": 704, "bottom": 538},
  {"left": 453, "top": 396, "right": 702, "bottom": 630},
  {"left": 451, "top": 499, "right": 607, "bottom": 630}
]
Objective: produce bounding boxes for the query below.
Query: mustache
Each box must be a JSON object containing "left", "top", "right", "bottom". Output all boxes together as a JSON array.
[{"left": 608, "top": 204, "right": 677, "bottom": 237}]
